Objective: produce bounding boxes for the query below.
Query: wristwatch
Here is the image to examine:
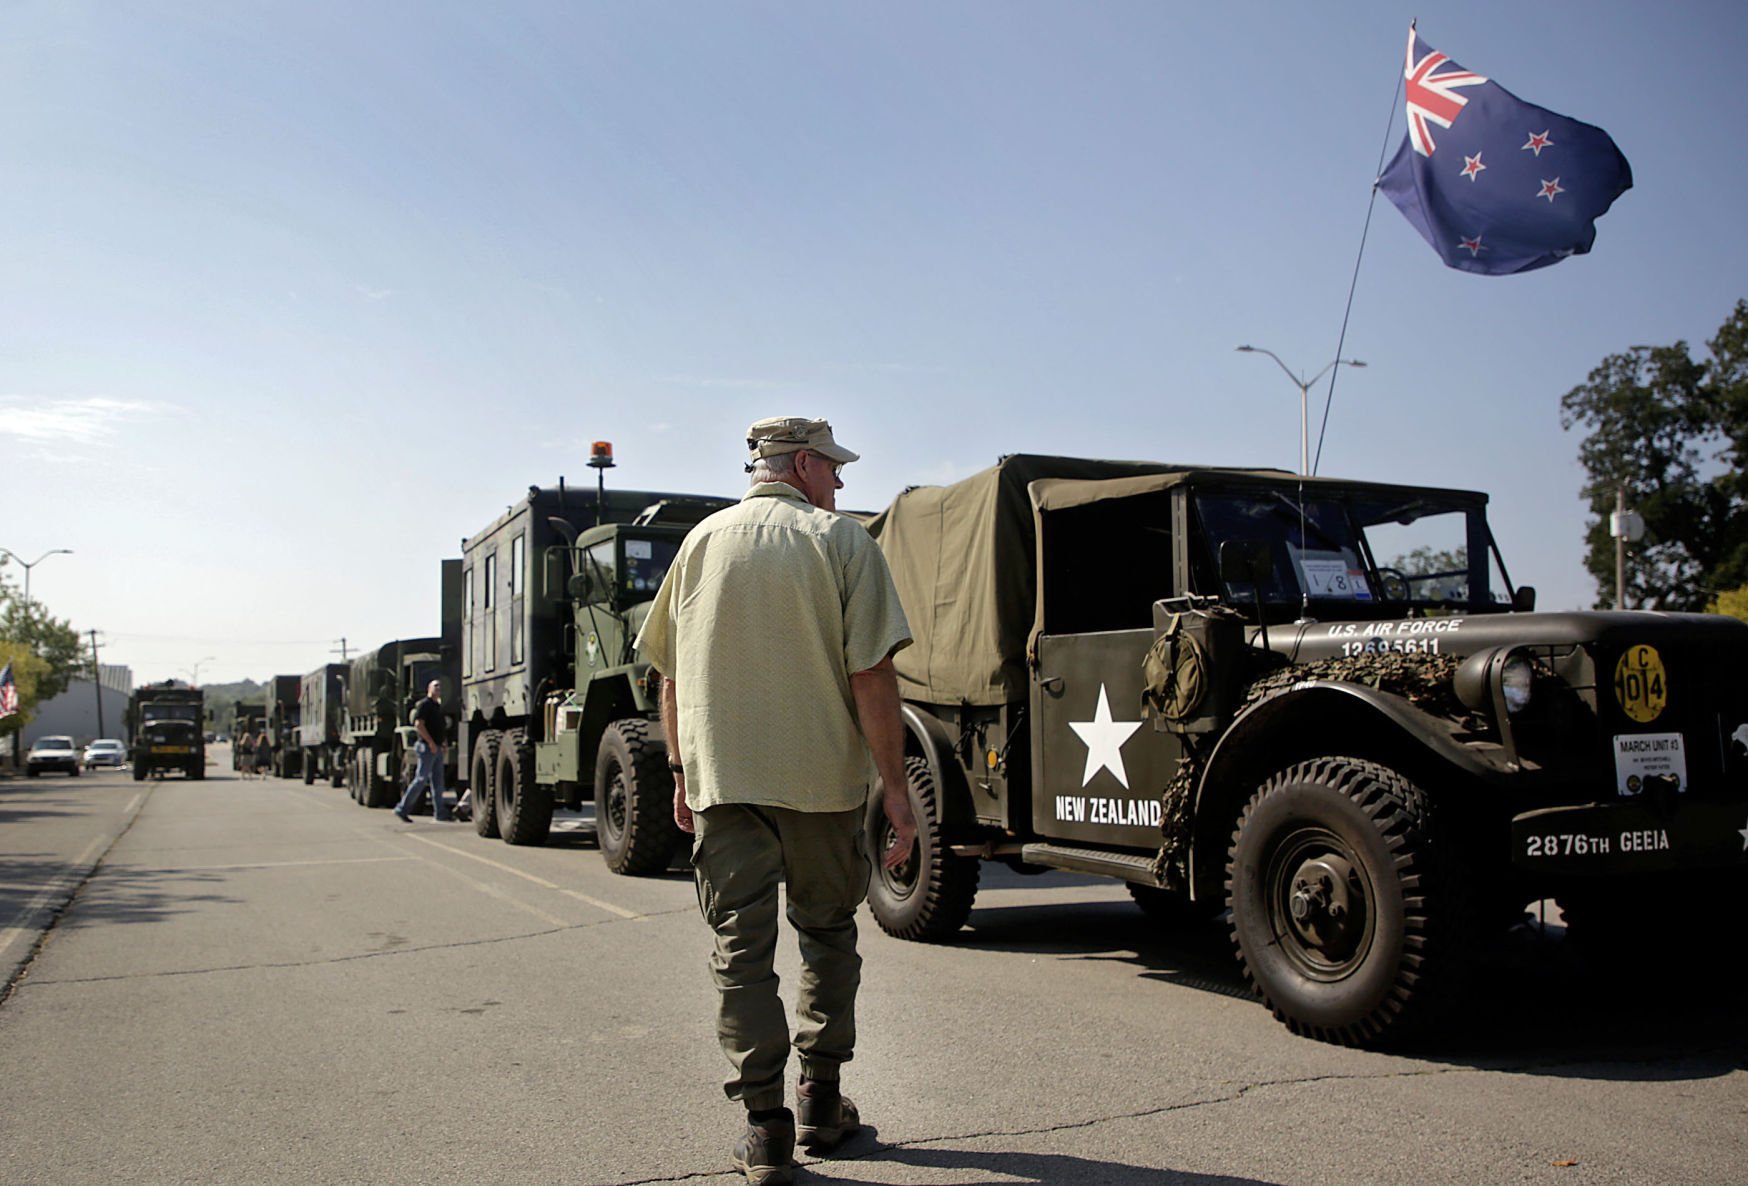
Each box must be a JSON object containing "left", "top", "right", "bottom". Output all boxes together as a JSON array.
[{"left": 668, "top": 761, "right": 684, "bottom": 774}]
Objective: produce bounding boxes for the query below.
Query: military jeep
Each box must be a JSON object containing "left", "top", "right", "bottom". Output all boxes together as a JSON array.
[{"left": 863, "top": 455, "right": 1748, "bottom": 1045}]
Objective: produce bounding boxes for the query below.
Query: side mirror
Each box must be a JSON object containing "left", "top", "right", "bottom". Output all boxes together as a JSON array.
[
  {"left": 567, "top": 572, "right": 594, "bottom": 601},
  {"left": 1219, "top": 539, "right": 1273, "bottom": 586},
  {"left": 1512, "top": 585, "right": 1537, "bottom": 612}
]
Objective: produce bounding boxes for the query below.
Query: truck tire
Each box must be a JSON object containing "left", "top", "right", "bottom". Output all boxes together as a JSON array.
[
  {"left": 132, "top": 764, "right": 145, "bottom": 781},
  {"left": 189, "top": 763, "right": 203, "bottom": 780},
  {"left": 362, "top": 747, "right": 394, "bottom": 809},
  {"left": 470, "top": 732, "right": 501, "bottom": 838},
  {"left": 303, "top": 752, "right": 316, "bottom": 785},
  {"left": 495, "top": 729, "right": 551, "bottom": 845},
  {"left": 594, "top": 719, "right": 681, "bottom": 876},
  {"left": 867, "top": 756, "right": 979, "bottom": 942},
  {"left": 1227, "top": 756, "right": 1439, "bottom": 1046},
  {"left": 329, "top": 751, "right": 345, "bottom": 789}
]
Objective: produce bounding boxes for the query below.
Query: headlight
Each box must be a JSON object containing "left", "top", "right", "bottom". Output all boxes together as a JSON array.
[{"left": 1500, "top": 652, "right": 1534, "bottom": 714}]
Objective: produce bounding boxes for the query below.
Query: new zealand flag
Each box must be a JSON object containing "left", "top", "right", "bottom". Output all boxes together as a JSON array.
[{"left": 1377, "top": 26, "right": 1632, "bottom": 276}]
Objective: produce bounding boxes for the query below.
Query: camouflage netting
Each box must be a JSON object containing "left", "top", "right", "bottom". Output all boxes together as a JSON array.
[{"left": 1147, "top": 650, "right": 1467, "bottom": 888}]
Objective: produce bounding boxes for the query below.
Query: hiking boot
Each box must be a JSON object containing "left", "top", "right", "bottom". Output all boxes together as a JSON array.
[
  {"left": 731, "top": 1108, "right": 795, "bottom": 1185},
  {"left": 796, "top": 1078, "right": 861, "bottom": 1151}
]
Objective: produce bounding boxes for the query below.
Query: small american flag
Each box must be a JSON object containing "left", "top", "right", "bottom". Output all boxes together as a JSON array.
[{"left": 0, "top": 662, "right": 18, "bottom": 720}]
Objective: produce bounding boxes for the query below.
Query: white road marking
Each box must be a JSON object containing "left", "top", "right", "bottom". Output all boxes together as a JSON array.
[
  {"left": 399, "top": 833, "right": 643, "bottom": 920},
  {"left": 363, "top": 835, "right": 574, "bottom": 928},
  {"left": 124, "top": 792, "right": 144, "bottom": 813}
]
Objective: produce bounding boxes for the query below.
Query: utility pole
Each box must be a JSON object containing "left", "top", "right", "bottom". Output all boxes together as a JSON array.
[
  {"left": 332, "top": 637, "right": 350, "bottom": 662},
  {"left": 89, "top": 629, "right": 104, "bottom": 738},
  {"left": 1610, "top": 486, "right": 1645, "bottom": 610}
]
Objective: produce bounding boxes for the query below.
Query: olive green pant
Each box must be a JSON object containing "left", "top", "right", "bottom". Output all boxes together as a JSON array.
[{"left": 691, "top": 803, "right": 870, "bottom": 1112}]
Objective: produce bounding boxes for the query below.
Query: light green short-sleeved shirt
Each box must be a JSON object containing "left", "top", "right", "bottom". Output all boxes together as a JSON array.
[{"left": 635, "top": 482, "right": 912, "bottom": 814}]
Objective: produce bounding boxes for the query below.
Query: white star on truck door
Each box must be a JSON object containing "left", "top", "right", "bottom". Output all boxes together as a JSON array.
[{"left": 1069, "top": 684, "right": 1143, "bottom": 788}]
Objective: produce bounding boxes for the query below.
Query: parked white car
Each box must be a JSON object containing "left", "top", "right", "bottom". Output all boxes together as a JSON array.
[
  {"left": 83, "top": 739, "right": 128, "bottom": 768},
  {"left": 27, "top": 736, "right": 81, "bottom": 777}
]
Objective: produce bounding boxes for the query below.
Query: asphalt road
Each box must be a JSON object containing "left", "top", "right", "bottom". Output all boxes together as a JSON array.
[{"left": 2, "top": 754, "right": 1744, "bottom": 1185}]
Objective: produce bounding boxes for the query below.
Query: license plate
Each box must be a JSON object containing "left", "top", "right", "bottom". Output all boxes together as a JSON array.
[{"left": 151, "top": 745, "right": 191, "bottom": 754}]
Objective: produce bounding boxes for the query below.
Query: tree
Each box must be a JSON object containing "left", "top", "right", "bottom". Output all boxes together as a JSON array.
[
  {"left": 1710, "top": 585, "right": 1748, "bottom": 622},
  {"left": 1560, "top": 300, "right": 1748, "bottom": 610},
  {"left": 0, "top": 572, "right": 91, "bottom": 703}
]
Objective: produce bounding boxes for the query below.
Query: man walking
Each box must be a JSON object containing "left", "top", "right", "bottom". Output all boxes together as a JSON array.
[
  {"left": 394, "top": 680, "right": 451, "bottom": 822},
  {"left": 637, "top": 416, "right": 917, "bottom": 1186}
]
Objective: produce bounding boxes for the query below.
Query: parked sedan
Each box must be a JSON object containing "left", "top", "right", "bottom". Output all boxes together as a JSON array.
[
  {"left": 83, "top": 739, "right": 128, "bottom": 768},
  {"left": 27, "top": 736, "right": 81, "bottom": 777}
]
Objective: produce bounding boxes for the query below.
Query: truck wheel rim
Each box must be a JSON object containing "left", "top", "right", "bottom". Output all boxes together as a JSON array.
[{"left": 1263, "top": 826, "right": 1374, "bottom": 980}]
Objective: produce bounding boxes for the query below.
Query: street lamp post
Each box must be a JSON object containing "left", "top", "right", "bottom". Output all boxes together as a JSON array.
[
  {"left": 1235, "top": 347, "right": 1367, "bottom": 476},
  {"left": 0, "top": 547, "right": 75, "bottom": 608},
  {"left": 187, "top": 656, "right": 217, "bottom": 686}
]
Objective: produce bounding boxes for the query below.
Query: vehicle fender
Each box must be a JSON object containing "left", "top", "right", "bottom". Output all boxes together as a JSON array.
[
  {"left": 1185, "top": 681, "right": 1512, "bottom": 900},
  {"left": 578, "top": 672, "right": 650, "bottom": 782},
  {"left": 899, "top": 703, "right": 977, "bottom": 836}
]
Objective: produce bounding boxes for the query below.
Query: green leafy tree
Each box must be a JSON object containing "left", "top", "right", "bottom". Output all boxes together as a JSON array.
[
  {"left": 1709, "top": 585, "right": 1748, "bottom": 622},
  {"left": 0, "top": 573, "right": 91, "bottom": 703},
  {"left": 1560, "top": 300, "right": 1748, "bottom": 610}
]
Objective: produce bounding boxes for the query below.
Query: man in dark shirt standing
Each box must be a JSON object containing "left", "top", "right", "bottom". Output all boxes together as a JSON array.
[{"left": 394, "top": 680, "right": 452, "bottom": 822}]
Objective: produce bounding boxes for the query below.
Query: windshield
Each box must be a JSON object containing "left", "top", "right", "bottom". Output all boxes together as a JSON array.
[
  {"left": 36, "top": 738, "right": 73, "bottom": 750},
  {"left": 1195, "top": 488, "right": 1503, "bottom": 614},
  {"left": 143, "top": 703, "right": 200, "bottom": 722},
  {"left": 582, "top": 534, "right": 681, "bottom": 603}
]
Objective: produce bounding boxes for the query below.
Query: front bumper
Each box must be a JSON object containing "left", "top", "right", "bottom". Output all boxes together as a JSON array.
[
  {"left": 29, "top": 758, "right": 78, "bottom": 771},
  {"left": 1512, "top": 798, "right": 1748, "bottom": 875}
]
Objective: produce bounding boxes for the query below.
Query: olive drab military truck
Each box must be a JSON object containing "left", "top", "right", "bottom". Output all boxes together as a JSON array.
[
  {"left": 863, "top": 454, "right": 1748, "bottom": 1046},
  {"left": 297, "top": 664, "right": 349, "bottom": 787},
  {"left": 343, "top": 561, "right": 464, "bottom": 809},
  {"left": 126, "top": 680, "right": 207, "bottom": 780},
  {"left": 231, "top": 702, "right": 265, "bottom": 770},
  {"left": 460, "top": 478, "right": 733, "bottom": 872},
  {"left": 262, "top": 675, "right": 303, "bottom": 780}
]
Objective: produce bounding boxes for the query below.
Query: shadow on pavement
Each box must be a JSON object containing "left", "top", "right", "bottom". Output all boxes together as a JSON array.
[
  {"left": 0, "top": 855, "right": 238, "bottom": 931},
  {"left": 942, "top": 878, "right": 1747, "bottom": 1081},
  {"left": 817, "top": 1128, "right": 1280, "bottom": 1185}
]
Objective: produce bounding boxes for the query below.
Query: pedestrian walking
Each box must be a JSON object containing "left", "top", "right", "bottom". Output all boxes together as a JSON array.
[
  {"left": 252, "top": 731, "right": 273, "bottom": 779},
  {"left": 235, "top": 731, "right": 255, "bottom": 778},
  {"left": 637, "top": 416, "right": 917, "bottom": 1186},
  {"left": 394, "top": 680, "right": 452, "bottom": 822}
]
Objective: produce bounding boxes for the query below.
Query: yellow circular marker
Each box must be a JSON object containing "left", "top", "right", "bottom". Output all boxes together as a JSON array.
[{"left": 1613, "top": 645, "right": 1668, "bottom": 723}]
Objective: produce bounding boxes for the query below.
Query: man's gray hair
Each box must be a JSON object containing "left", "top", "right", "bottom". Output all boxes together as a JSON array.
[{"left": 749, "top": 452, "right": 799, "bottom": 485}]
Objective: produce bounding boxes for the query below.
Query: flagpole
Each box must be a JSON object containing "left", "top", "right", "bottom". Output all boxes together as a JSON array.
[{"left": 1310, "top": 30, "right": 1408, "bottom": 476}]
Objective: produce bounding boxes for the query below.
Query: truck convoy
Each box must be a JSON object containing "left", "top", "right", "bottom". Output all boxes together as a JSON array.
[
  {"left": 219, "top": 444, "right": 1748, "bottom": 1048},
  {"left": 458, "top": 480, "right": 733, "bottom": 872},
  {"left": 856, "top": 454, "right": 1748, "bottom": 1045},
  {"left": 126, "top": 679, "right": 207, "bottom": 780}
]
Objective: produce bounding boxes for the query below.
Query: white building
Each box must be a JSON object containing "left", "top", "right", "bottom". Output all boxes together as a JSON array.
[{"left": 16, "top": 666, "right": 134, "bottom": 749}]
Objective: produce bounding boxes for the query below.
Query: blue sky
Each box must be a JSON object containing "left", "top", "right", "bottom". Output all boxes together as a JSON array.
[{"left": 4, "top": 1, "right": 1744, "bottom": 686}]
